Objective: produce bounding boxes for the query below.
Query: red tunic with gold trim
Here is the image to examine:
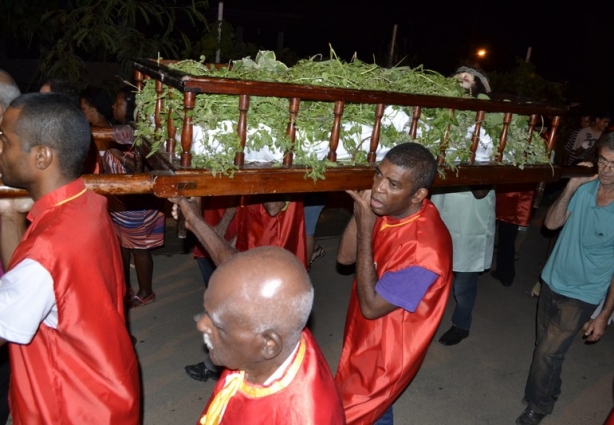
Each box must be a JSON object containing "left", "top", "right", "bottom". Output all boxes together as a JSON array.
[
  {"left": 335, "top": 199, "right": 453, "bottom": 425},
  {"left": 7, "top": 179, "right": 140, "bottom": 424},
  {"left": 235, "top": 195, "right": 308, "bottom": 267},
  {"left": 198, "top": 329, "right": 345, "bottom": 425}
]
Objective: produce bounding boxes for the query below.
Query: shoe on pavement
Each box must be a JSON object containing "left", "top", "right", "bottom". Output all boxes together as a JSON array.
[
  {"left": 438, "top": 326, "right": 469, "bottom": 346},
  {"left": 184, "top": 362, "right": 221, "bottom": 382},
  {"left": 491, "top": 270, "right": 513, "bottom": 287},
  {"left": 516, "top": 406, "right": 547, "bottom": 425}
]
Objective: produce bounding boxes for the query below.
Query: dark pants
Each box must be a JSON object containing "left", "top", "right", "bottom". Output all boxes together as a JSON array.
[
  {"left": 495, "top": 221, "right": 518, "bottom": 285},
  {"left": 0, "top": 345, "right": 9, "bottom": 424},
  {"left": 374, "top": 405, "right": 393, "bottom": 425},
  {"left": 451, "top": 271, "right": 480, "bottom": 330},
  {"left": 524, "top": 283, "right": 596, "bottom": 415}
]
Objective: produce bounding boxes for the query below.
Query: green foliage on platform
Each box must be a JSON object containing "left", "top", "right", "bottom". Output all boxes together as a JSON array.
[{"left": 135, "top": 50, "right": 550, "bottom": 180}]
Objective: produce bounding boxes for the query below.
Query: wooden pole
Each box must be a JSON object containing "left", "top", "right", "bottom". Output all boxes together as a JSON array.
[{"left": 387, "top": 24, "right": 398, "bottom": 68}]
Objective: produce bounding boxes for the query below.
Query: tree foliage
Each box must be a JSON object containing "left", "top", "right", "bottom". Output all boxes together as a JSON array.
[
  {"left": 1, "top": 0, "right": 209, "bottom": 84},
  {"left": 489, "top": 59, "right": 567, "bottom": 108}
]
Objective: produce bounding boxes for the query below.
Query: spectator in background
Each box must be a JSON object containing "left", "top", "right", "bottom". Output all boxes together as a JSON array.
[
  {"left": 491, "top": 183, "right": 537, "bottom": 287},
  {"left": 104, "top": 87, "right": 165, "bottom": 308},
  {"left": 564, "top": 112, "right": 610, "bottom": 165},
  {"left": 432, "top": 185, "right": 496, "bottom": 345},
  {"left": 40, "top": 79, "right": 103, "bottom": 174},
  {"left": 79, "top": 85, "right": 113, "bottom": 128},
  {"left": 579, "top": 114, "right": 592, "bottom": 129},
  {"left": 39, "top": 79, "right": 79, "bottom": 104},
  {"left": 435, "top": 64, "right": 497, "bottom": 346}
]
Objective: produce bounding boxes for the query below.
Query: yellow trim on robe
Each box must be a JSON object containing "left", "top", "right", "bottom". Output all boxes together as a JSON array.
[
  {"left": 200, "top": 335, "right": 307, "bottom": 424},
  {"left": 379, "top": 214, "right": 420, "bottom": 231},
  {"left": 53, "top": 188, "right": 87, "bottom": 207},
  {"left": 239, "top": 334, "right": 306, "bottom": 397}
]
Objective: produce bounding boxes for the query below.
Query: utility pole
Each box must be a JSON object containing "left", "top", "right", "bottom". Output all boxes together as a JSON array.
[
  {"left": 216, "top": 2, "right": 224, "bottom": 64},
  {"left": 387, "top": 24, "right": 398, "bottom": 68}
]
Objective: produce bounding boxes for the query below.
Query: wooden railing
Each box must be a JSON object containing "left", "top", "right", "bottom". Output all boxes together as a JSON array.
[{"left": 1, "top": 59, "right": 595, "bottom": 199}]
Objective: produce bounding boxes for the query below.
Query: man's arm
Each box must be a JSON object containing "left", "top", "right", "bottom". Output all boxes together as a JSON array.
[
  {"left": 0, "top": 198, "right": 33, "bottom": 268},
  {"left": 585, "top": 276, "right": 614, "bottom": 342},
  {"left": 346, "top": 190, "right": 397, "bottom": 319},
  {"left": 337, "top": 216, "right": 357, "bottom": 265},
  {"left": 213, "top": 207, "right": 237, "bottom": 237},
  {"left": 544, "top": 171, "right": 597, "bottom": 230},
  {"left": 171, "top": 197, "right": 238, "bottom": 266}
]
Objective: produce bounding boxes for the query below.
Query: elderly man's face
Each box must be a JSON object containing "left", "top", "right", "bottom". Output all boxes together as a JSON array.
[
  {"left": 597, "top": 148, "right": 614, "bottom": 187},
  {"left": 197, "top": 277, "right": 262, "bottom": 370},
  {"left": 0, "top": 107, "right": 35, "bottom": 189}
]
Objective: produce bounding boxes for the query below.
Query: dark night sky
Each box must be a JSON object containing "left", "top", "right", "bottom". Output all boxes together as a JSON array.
[{"left": 224, "top": 0, "right": 614, "bottom": 108}]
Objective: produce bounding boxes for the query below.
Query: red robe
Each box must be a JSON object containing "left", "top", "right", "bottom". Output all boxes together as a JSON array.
[
  {"left": 495, "top": 183, "right": 536, "bottom": 227},
  {"left": 235, "top": 195, "right": 308, "bottom": 267},
  {"left": 199, "top": 329, "right": 345, "bottom": 425},
  {"left": 335, "top": 199, "right": 453, "bottom": 425},
  {"left": 193, "top": 196, "right": 240, "bottom": 259},
  {"left": 8, "top": 179, "right": 140, "bottom": 424}
]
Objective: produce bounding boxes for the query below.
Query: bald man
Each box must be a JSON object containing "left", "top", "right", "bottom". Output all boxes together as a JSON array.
[{"left": 191, "top": 246, "right": 344, "bottom": 424}]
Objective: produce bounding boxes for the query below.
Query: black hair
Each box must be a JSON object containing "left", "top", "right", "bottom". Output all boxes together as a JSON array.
[
  {"left": 79, "top": 85, "right": 113, "bottom": 120},
  {"left": 10, "top": 93, "right": 91, "bottom": 179},
  {"left": 384, "top": 142, "right": 438, "bottom": 193},
  {"left": 116, "top": 86, "right": 137, "bottom": 124},
  {"left": 42, "top": 79, "right": 79, "bottom": 104},
  {"left": 597, "top": 132, "right": 614, "bottom": 155}
]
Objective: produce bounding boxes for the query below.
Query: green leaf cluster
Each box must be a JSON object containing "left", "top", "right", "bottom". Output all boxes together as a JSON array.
[{"left": 135, "top": 49, "right": 549, "bottom": 180}]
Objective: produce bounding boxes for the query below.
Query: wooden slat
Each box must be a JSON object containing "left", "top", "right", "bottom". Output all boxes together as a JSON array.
[{"left": 133, "top": 59, "right": 564, "bottom": 117}]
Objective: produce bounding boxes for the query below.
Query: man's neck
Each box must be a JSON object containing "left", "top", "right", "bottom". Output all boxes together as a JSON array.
[
  {"left": 29, "top": 175, "right": 75, "bottom": 201},
  {"left": 244, "top": 339, "right": 301, "bottom": 385},
  {"left": 597, "top": 182, "right": 614, "bottom": 206}
]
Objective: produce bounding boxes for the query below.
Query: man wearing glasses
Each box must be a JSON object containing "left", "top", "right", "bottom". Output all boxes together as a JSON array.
[{"left": 516, "top": 132, "right": 614, "bottom": 425}]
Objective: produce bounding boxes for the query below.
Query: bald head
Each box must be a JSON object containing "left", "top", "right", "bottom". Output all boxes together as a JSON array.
[{"left": 209, "top": 246, "right": 313, "bottom": 343}]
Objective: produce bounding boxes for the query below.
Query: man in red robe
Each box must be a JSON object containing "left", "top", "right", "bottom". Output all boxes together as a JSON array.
[
  {"left": 182, "top": 194, "right": 308, "bottom": 382},
  {"left": 336, "top": 142, "right": 453, "bottom": 425},
  {"left": 235, "top": 194, "right": 308, "bottom": 267},
  {"left": 0, "top": 93, "right": 140, "bottom": 424}
]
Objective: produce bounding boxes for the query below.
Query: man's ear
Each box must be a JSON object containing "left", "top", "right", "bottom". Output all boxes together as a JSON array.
[
  {"left": 260, "top": 330, "right": 283, "bottom": 361},
  {"left": 32, "top": 145, "right": 53, "bottom": 170},
  {"left": 411, "top": 187, "right": 429, "bottom": 204}
]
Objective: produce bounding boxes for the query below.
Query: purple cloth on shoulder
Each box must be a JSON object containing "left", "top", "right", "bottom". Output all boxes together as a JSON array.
[{"left": 375, "top": 266, "right": 438, "bottom": 312}]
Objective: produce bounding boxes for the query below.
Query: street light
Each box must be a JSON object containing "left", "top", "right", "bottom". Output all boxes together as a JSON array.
[{"left": 476, "top": 48, "right": 487, "bottom": 59}]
